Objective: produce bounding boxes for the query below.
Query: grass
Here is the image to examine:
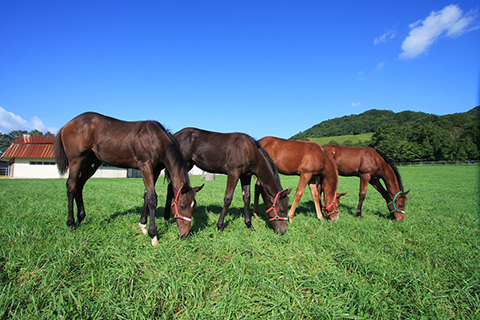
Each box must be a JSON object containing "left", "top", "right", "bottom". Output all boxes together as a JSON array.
[
  {"left": 0, "top": 165, "right": 479, "bottom": 319},
  {"left": 307, "top": 133, "right": 373, "bottom": 146}
]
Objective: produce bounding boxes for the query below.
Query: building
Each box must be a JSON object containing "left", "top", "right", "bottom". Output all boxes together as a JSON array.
[
  {"left": 1, "top": 134, "right": 128, "bottom": 179},
  {"left": 1, "top": 134, "right": 204, "bottom": 178}
]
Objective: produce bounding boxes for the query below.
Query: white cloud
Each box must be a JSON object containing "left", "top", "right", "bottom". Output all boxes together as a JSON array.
[
  {"left": 0, "top": 106, "right": 56, "bottom": 133},
  {"left": 356, "top": 71, "right": 367, "bottom": 80},
  {"left": 374, "top": 29, "right": 397, "bottom": 45},
  {"left": 399, "top": 4, "right": 478, "bottom": 59},
  {"left": 351, "top": 102, "right": 361, "bottom": 107}
]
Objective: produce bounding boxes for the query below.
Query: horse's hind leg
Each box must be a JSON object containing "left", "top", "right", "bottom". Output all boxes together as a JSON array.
[
  {"left": 240, "top": 175, "right": 254, "bottom": 230},
  {"left": 74, "top": 155, "right": 101, "bottom": 225},
  {"left": 65, "top": 158, "right": 83, "bottom": 227}
]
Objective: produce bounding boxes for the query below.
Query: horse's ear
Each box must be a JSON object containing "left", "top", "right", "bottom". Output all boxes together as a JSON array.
[
  {"left": 193, "top": 184, "right": 204, "bottom": 193},
  {"left": 281, "top": 189, "right": 292, "bottom": 197},
  {"left": 337, "top": 192, "right": 347, "bottom": 198},
  {"left": 402, "top": 190, "right": 410, "bottom": 197}
]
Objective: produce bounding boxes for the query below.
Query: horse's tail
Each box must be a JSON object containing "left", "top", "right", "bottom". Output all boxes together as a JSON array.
[
  {"left": 375, "top": 148, "right": 404, "bottom": 192},
  {"left": 54, "top": 128, "right": 69, "bottom": 175}
]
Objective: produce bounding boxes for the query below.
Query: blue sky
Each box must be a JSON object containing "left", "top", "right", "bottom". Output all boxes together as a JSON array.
[{"left": 1, "top": 1, "right": 479, "bottom": 139}]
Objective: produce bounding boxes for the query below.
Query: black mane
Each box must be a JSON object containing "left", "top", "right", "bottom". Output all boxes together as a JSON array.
[{"left": 375, "top": 149, "right": 404, "bottom": 192}]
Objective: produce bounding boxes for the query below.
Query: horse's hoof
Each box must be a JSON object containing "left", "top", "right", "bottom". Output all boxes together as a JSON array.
[
  {"left": 151, "top": 236, "right": 158, "bottom": 246},
  {"left": 139, "top": 223, "right": 148, "bottom": 235}
]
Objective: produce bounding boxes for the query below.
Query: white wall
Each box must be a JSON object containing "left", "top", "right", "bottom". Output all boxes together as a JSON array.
[
  {"left": 9, "top": 159, "right": 204, "bottom": 179},
  {"left": 10, "top": 158, "right": 127, "bottom": 179}
]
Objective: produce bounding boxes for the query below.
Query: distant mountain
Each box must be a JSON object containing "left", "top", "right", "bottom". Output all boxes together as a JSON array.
[{"left": 290, "top": 107, "right": 479, "bottom": 141}]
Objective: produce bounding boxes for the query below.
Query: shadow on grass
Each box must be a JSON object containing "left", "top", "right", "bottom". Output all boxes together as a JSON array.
[{"left": 106, "top": 201, "right": 280, "bottom": 236}]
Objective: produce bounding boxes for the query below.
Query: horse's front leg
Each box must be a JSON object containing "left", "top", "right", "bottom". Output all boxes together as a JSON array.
[
  {"left": 288, "top": 173, "right": 312, "bottom": 222},
  {"left": 217, "top": 173, "right": 240, "bottom": 232},
  {"left": 240, "top": 175, "right": 254, "bottom": 230},
  {"left": 139, "top": 165, "right": 159, "bottom": 245},
  {"left": 356, "top": 174, "right": 370, "bottom": 218},
  {"left": 253, "top": 180, "right": 262, "bottom": 218},
  {"left": 139, "top": 191, "right": 149, "bottom": 235},
  {"left": 308, "top": 179, "right": 324, "bottom": 220},
  {"left": 163, "top": 182, "right": 174, "bottom": 221}
]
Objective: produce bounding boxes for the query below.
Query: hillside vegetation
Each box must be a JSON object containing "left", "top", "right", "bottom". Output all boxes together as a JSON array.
[{"left": 291, "top": 107, "right": 479, "bottom": 162}]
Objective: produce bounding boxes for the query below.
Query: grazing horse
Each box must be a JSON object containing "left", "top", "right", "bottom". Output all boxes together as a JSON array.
[
  {"left": 54, "top": 112, "right": 203, "bottom": 245},
  {"left": 322, "top": 145, "right": 409, "bottom": 220},
  {"left": 164, "top": 128, "right": 291, "bottom": 234},
  {"left": 254, "top": 136, "right": 345, "bottom": 222}
]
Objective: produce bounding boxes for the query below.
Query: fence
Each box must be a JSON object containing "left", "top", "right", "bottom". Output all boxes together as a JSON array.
[
  {"left": 0, "top": 167, "right": 8, "bottom": 176},
  {"left": 395, "top": 160, "right": 480, "bottom": 166}
]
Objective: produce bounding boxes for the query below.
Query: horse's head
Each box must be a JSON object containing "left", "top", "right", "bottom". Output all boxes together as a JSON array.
[
  {"left": 171, "top": 184, "right": 204, "bottom": 238},
  {"left": 388, "top": 190, "right": 409, "bottom": 220},
  {"left": 265, "top": 189, "right": 291, "bottom": 234},
  {"left": 323, "top": 192, "right": 347, "bottom": 221}
]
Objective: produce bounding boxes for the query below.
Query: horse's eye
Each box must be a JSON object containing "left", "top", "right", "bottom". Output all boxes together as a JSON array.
[{"left": 179, "top": 205, "right": 185, "bottom": 210}]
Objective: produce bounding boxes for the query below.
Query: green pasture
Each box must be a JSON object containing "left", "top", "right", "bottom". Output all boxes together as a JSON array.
[
  {"left": 0, "top": 165, "right": 478, "bottom": 319},
  {"left": 307, "top": 133, "right": 373, "bottom": 146}
]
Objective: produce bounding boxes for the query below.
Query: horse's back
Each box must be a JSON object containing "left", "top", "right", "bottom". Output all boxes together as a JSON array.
[
  {"left": 60, "top": 112, "right": 171, "bottom": 167},
  {"left": 259, "top": 137, "right": 328, "bottom": 175},
  {"left": 323, "top": 145, "right": 383, "bottom": 176},
  {"left": 175, "top": 127, "right": 260, "bottom": 173}
]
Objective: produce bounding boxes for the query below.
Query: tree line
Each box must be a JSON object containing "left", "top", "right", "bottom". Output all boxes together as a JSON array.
[{"left": 291, "top": 107, "right": 480, "bottom": 162}]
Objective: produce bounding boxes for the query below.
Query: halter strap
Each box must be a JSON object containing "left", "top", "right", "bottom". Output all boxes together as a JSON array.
[
  {"left": 266, "top": 191, "right": 288, "bottom": 222},
  {"left": 387, "top": 191, "right": 405, "bottom": 214},
  {"left": 171, "top": 187, "right": 192, "bottom": 222},
  {"left": 323, "top": 192, "right": 339, "bottom": 216}
]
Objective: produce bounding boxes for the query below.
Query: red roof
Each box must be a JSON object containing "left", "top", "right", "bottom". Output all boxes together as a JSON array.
[{"left": 1, "top": 134, "right": 55, "bottom": 160}]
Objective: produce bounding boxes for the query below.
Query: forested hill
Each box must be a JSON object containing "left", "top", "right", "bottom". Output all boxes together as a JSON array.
[
  {"left": 290, "top": 106, "right": 479, "bottom": 162},
  {"left": 290, "top": 107, "right": 479, "bottom": 140}
]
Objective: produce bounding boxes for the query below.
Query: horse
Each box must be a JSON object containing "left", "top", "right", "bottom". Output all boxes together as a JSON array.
[
  {"left": 163, "top": 128, "right": 291, "bottom": 234},
  {"left": 254, "top": 136, "right": 346, "bottom": 222},
  {"left": 322, "top": 145, "right": 409, "bottom": 220},
  {"left": 53, "top": 112, "right": 203, "bottom": 245}
]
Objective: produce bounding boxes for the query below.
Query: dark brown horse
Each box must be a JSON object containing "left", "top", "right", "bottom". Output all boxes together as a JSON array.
[
  {"left": 322, "top": 145, "right": 409, "bottom": 220},
  {"left": 54, "top": 112, "right": 203, "bottom": 245},
  {"left": 163, "top": 128, "right": 291, "bottom": 234},
  {"left": 254, "top": 136, "right": 346, "bottom": 222}
]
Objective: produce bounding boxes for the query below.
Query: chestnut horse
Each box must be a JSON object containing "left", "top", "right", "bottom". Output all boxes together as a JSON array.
[
  {"left": 54, "top": 112, "right": 203, "bottom": 245},
  {"left": 322, "top": 145, "right": 409, "bottom": 220},
  {"left": 254, "top": 136, "right": 346, "bottom": 222},
  {"left": 163, "top": 128, "right": 291, "bottom": 234}
]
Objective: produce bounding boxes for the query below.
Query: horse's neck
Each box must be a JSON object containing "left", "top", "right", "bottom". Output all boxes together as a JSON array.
[
  {"left": 163, "top": 145, "right": 189, "bottom": 190},
  {"left": 322, "top": 153, "right": 338, "bottom": 193},
  {"left": 380, "top": 162, "right": 400, "bottom": 195},
  {"left": 255, "top": 152, "right": 281, "bottom": 198}
]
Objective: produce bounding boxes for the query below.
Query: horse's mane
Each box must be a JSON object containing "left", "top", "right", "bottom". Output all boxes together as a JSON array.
[
  {"left": 157, "top": 123, "right": 189, "bottom": 184},
  {"left": 254, "top": 138, "right": 282, "bottom": 189},
  {"left": 375, "top": 149, "right": 404, "bottom": 192}
]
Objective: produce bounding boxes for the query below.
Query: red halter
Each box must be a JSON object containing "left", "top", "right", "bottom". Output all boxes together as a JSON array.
[
  {"left": 323, "top": 192, "right": 339, "bottom": 216},
  {"left": 266, "top": 191, "right": 288, "bottom": 222},
  {"left": 171, "top": 187, "right": 192, "bottom": 222}
]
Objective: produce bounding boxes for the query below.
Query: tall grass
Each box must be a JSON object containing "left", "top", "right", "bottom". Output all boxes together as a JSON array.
[{"left": 0, "top": 165, "right": 478, "bottom": 319}]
